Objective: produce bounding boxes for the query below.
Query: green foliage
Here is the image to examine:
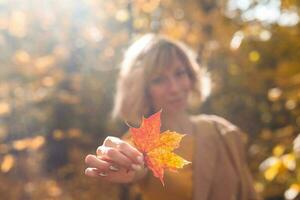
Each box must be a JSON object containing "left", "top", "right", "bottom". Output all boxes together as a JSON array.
[{"left": 0, "top": 0, "right": 299, "bottom": 199}]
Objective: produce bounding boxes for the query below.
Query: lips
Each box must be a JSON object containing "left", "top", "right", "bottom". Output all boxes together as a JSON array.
[{"left": 168, "top": 98, "right": 185, "bottom": 105}]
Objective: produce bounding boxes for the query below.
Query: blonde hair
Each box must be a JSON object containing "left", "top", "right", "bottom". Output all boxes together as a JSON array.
[{"left": 112, "top": 33, "right": 207, "bottom": 125}]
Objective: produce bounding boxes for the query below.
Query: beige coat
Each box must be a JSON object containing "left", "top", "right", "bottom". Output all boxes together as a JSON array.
[{"left": 191, "top": 115, "right": 260, "bottom": 200}]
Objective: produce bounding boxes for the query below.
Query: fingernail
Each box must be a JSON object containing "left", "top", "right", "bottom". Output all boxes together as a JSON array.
[
  {"left": 109, "top": 165, "right": 119, "bottom": 172},
  {"left": 99, "top": 172, "right": 108, "bottom": 177},
  {"left": 131, "top": 164, "right": 142, "bottom": 171},
  {"left": 136, "top": 156, "right": 144, "bottom": 165},
  {"left": 92, "top": 168, "right": 101, "bottom": 173}
]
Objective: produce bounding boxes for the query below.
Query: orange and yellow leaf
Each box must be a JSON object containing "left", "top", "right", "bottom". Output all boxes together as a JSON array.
[{"left": 129, "top": 110, "right": 191, "bottom": 186}]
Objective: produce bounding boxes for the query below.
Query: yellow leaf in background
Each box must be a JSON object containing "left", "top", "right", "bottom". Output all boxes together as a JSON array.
[
  {"left": 249, "top": 50, "right": 260, "bottom": 62},
  {"left": 275, "top": 125, "right": 294, "bottom": 138},
  {"left": 281, "top": 0, "right": 298, "bottom": 9},
  {"left": 138, "top": 0, "right": 160, "bottom": 13},
  {"left": 186, "top": 32, "right": 199, "bottom": 45},
  {"left": 260, "top": 128, "right": 272, "bottom": 140},
  {"left": 268, "top": 88, "right": 282, "bottom": 102},
  {"left": 13, "top": 136, "right": 45, "bottom": 151},
  {"left": 67, "top": 128, "right": 82, "bottom": 138},
  {"left": 290, "top": 73, "right": 300, "bottom": 85},
  {"left": 53, "top": 130, "right": 64, "bottom": 140},
  {"left": 13, "top": 138, "right": 29, "bottom": 151},
  {"left": 83, "top": 25, "right": 102, "bottom": 42},
  {"left": 13, "top": 50, "right": 31, "bottom": 64},
  {"left": 260, "top": 152, "right": 296, "bottom": 182},
  {"left": 259, "top": 156, "right": 278, "bottom": 171},
  {"left": 53, "top": 45, "right": 69, "bottom": 60},
  {"left": 273, "top": 144, "right": 286, "bottom": 156},
  {"left": 264, "top": 163, "right": 282, "bottom": 181},
  {"left": 46, "top": 180, "right": 62, "bottom": 197},
  {"left": 281, "top": 153, "right": 296, "bottom": 171},
  {"left": 42, "top": 76, "right": 55, "bottom": 87},
  {"left": 34, "top": 55, "right": 55, "bottom": 74},
  {"left": 1, "top": 154, "right": 15, "bottom": 173},
  {"left": 133, "top": 18, "right": 148, "bottom": 29},
  {"left": 254, "top": 182, "right": 265, "bottom": 193},
  {"left": 284, "top": 183, "right": 300, "bottom": 200},
  {"left": 8, "top": 11, "right": 27, "bottom": 38},
  {"left": 58, "top": 91, "right": 80, "bottom": 104},
  {"left": 115, "top": 9, "right": 129, "bottom": 22},
  {"left": 260, "top": 156, "right": 283, "bottom": 181},
  {"left": 285, "top": 99, "right": 297, "bottom": 110},
  {"left": 28, "top": 136, "right": 45, "bottom": 150},
  {"left": 0, "top": 101, "right": 10, "bottom": 116}
]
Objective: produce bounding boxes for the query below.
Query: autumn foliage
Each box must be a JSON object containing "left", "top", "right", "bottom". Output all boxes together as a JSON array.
[
  {"left": 0, "top": 0, "right": 300, "bottom": 199},
  {"left": 130, "top": 110, "right": 190, "bottom": 186}
]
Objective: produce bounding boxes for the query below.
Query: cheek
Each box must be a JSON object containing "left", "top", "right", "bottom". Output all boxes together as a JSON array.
[
  {"left": 148, "top": 86, "right": 166, "bottom": 107},
  {"left": 182, "top": 77, "right": 193, "bottom": 92}
]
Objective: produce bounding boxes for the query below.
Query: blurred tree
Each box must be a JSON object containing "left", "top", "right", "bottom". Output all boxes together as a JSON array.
[{"left": 0, "top": 0, "right": 299, "bottom": 199}]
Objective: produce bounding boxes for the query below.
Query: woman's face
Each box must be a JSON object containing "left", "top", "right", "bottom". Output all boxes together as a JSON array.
[{"left": 147, "top": 57, "right": 192, "bottom": 114}]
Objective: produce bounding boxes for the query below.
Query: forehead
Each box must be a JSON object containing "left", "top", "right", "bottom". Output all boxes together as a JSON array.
[
  {"left": 151, "top": 46, "right": 187, "bottom": 74},
  {"left": 161, "top": 57, "right": 185, "bottom": 73}
]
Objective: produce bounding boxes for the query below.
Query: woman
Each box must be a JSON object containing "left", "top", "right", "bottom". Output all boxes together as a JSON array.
[{"left": 84, "top": 34, "right": 259, "bottom": 200}]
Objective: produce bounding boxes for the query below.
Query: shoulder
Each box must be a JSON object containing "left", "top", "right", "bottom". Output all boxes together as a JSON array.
[
  {"left": 190, "top": 114, "right": 248, "bottom": 144},
  {"left": 190, "top": 114, "right": 237, "bottom": 130}
]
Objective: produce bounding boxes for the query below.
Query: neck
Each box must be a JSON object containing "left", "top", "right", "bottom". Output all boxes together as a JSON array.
[{"left": 161, "top": 111, "right": 193, "bottom": 135}]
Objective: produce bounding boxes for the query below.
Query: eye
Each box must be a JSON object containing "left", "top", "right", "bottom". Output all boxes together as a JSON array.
[
  {"left": 175, "top": 68, "right": 188, "bottom": 77},
  {"left": 150, "top": 76, "right": 165, "bottom": 85}
]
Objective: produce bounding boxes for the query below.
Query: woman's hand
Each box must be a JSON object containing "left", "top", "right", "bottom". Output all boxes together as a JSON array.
[{"left": 84, "top": 136, "right": 147, "bottom": 183}]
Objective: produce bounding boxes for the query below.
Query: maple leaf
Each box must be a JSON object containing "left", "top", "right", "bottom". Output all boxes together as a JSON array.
[{"left": 129, "top": 110, "right": 191, "bottom": 186}]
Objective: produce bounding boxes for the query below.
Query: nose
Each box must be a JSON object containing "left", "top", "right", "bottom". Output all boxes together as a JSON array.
[{"left": 167, "top": 77, "right": 180, "bottom": 94}]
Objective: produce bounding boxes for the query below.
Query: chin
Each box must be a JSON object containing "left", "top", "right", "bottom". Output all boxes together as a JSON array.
[{"left": 165, "top": 104, "right": 187, "bottom": 114}]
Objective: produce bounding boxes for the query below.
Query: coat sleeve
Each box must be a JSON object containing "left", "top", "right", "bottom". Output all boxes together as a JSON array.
[
  {"left": 208, "top": 115, "right": 261, "bottom": 200},
  {"left": 235, "top": 128, "right": 261, "bottom": 200}
]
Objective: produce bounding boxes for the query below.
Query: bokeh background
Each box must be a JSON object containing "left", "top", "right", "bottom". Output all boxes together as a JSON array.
[{"left": 0, "top": 0, "right": 299, "bottom": 199}]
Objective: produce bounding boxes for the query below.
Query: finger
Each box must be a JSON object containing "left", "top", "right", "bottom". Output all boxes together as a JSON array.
[
  {"left": 85, "top": 154, "right": 110, "bottom": 170},
  {"left": 91, "top": 168, "right": 110, "bottom": 176},
  {"left": 85, "top": 167, "right": 146, "bottom": 184},
  {"left": 85, "top": 168, "right": 103, "bottom": 178},
  {"left": 85, "top": 167, "right": 134, "bottom": 183},
  {"left": 116, "top": 142, "right": 144, "bottom": 165},
  {"left": 96, "top": 146, "right": 132, "bottom": 169},
  {"left": 104, "top": 168, "right": 136, "bottom": 183},
  {"left": 103, "top": 136, "right": 122, "bottom": 148},
  {"left": 101, "top": 136, "right": 144, "bottom": 165}
]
